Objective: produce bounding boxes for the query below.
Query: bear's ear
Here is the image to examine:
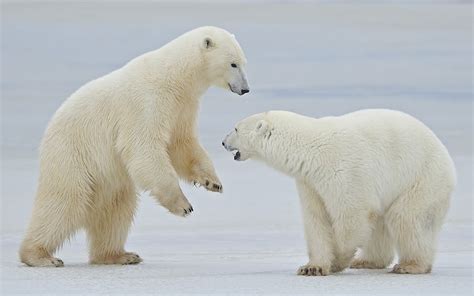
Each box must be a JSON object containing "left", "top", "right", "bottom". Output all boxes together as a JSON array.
[
  {"left": 255, "top": 120, "right": 270, "bottom": 136},
  {"left": 202, "top": 37, "right": 215, "bottom": 50}
]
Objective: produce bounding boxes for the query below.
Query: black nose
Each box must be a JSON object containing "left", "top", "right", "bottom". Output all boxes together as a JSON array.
[{"left": 241, "top": 89, "right": 249, "bottom": 95}]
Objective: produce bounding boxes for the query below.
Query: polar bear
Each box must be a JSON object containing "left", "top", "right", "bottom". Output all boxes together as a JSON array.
[
  {"left": 222, "top": 109, "right": 455, "bottom": 275},
  {"left": 19, "top": 26, "right": 249, "bottom": 267}
]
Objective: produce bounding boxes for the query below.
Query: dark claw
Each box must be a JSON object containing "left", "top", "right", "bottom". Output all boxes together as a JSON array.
[
  {"left": 184, "top": 209, "right": 188, "bottom": 214},
  {"left": 205, "top": 180, "right": 210, "bottom": 186},
  {"left": 213, "top": 184, "right": 220, "bottom": 190},
  {"left": 190, "top": 206, "right": 193, "bottom": 212}
]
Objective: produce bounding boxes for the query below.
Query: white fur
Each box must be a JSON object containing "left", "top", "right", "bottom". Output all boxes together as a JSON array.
[
  {"left": 223, "top": 109, "right": 456, "bottom": 275},
  {"left": 19, "top": 26, "right": 249, "bottom": 267}
]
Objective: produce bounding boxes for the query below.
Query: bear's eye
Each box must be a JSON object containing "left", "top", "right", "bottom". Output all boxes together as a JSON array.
[
  {"left": 231, "top": 63, "right": 237, "bottom": 68},
  {"left": 234, "top": 128, "right": 238, "bottom": 132}
]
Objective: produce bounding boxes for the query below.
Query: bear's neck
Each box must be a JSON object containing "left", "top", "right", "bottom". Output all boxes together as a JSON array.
[
  {"left": 258, "top": 127, "right": 327, "bottom": 182},
  {"left": 128, "top": 44, "right": 210, "bottom": 101}
]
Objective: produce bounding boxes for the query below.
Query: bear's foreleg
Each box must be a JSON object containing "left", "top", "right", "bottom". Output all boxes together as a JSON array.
[
  {"left": 169, "top": 137, "right": 222, "bottom": 193},
  {"left": 125, "top": 139, "right": 193, "bottom": 217},
  {"left": 295, "top": 181, "right": 335, "bottom": 276}
]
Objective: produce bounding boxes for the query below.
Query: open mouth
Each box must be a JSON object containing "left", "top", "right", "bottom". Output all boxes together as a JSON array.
[
  {"left": 233, "top": 150, "right": 241, "bottom": 161},
  {"left": 224, "top": 142, "right": 241, "bottom": 161},
  {"left": 229, "top": 148, "right": 241, "bottom": 161}
]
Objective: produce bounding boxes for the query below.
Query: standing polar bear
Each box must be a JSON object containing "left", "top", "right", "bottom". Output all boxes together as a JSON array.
[
  {"left": 223, "top": 109, "right": 455, "bottom": 275},
  {"left": 20, "top": 26, "right": 249, "bottom": 267}
]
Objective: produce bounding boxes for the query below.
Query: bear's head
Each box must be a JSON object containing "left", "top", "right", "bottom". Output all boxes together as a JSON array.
[
  {"left": 199, "top": 27, "right": 249, "bottom": 96},
  {"left": 222, "top": 112, "right": 271, "bottom": 161}
]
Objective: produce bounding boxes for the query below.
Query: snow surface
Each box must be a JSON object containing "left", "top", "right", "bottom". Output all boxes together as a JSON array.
[{"left": 1, "top": 1, "right": 473, "bottom": 295}]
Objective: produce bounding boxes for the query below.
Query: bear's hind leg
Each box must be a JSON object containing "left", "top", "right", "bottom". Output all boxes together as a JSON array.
[
  {"left": 19, "top": 189, "right": 88, "bottom": 267},
  {"left": 386, "top": 181, "right": 450, "bottom": 274},
  {"left": 329, "top": 205, "right": 376, "bottom": 273},
  {"left": 86, "top": 186, "right": 141, "bottom": 265},
  {"left": 351, "top": 216, "right": 394, "bottom": 269}
]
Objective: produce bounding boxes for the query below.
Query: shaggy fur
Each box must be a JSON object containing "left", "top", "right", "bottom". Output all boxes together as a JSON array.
[
  {"left": 223, "top": 109, "right": 455, "bottom": 275},
  {"left": 20, "top": 26, "right": 249, "bottom": 267}
]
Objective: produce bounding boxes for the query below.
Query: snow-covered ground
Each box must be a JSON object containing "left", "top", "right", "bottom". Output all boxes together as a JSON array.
[{"left": 1, "top": 1, "right": 472, "bottom": 295}]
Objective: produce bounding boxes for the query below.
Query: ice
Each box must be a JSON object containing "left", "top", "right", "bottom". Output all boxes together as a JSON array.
[{"left": 1, "top": 1, "right": 472, "bottom": 295}]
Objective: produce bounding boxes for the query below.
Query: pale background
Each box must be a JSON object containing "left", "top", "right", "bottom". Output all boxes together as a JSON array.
[{"left": 1, "top": 1, "right": 472, "bottom": 295}]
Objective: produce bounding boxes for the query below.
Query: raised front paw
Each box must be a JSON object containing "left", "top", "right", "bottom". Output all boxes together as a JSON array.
[
  {"left": 158, "top": 190, "right": 194, "bottom": 217},
  {"left": 194, "top": 178, "right": 223, "bottom": 193},
  {"left": 297, "top": 263, "right": 330, "bottom": 276},
  {"left": 167, "top": 198, "right": 194, "bottom": 217}
]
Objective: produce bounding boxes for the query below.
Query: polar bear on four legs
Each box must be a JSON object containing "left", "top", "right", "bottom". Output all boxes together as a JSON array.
[
  {"left": 223, "top": 109, "right": 455, "bottom": 275},
  {"left": 20, "top": 26, "right": 249, "bottom": 267}
]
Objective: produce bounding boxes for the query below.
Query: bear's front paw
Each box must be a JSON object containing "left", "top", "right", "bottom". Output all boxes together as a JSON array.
[
  {"left": 297, "top": 264, "right": 330, "bottom": 276},
  {"left": 194, "top": 178, "right": 223, "bottom": 193},
  {"left": 166, "top": 197, "right": 194, "bottom": 217},
  {"left": 24, "top": 256, "right": 64, "bottom": 267},
  {"left": 157, "top": 189, "right": 194, "bottom": 217},
  {"left": 121, "top": 252, "right": 143, "bottom": 265}
]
